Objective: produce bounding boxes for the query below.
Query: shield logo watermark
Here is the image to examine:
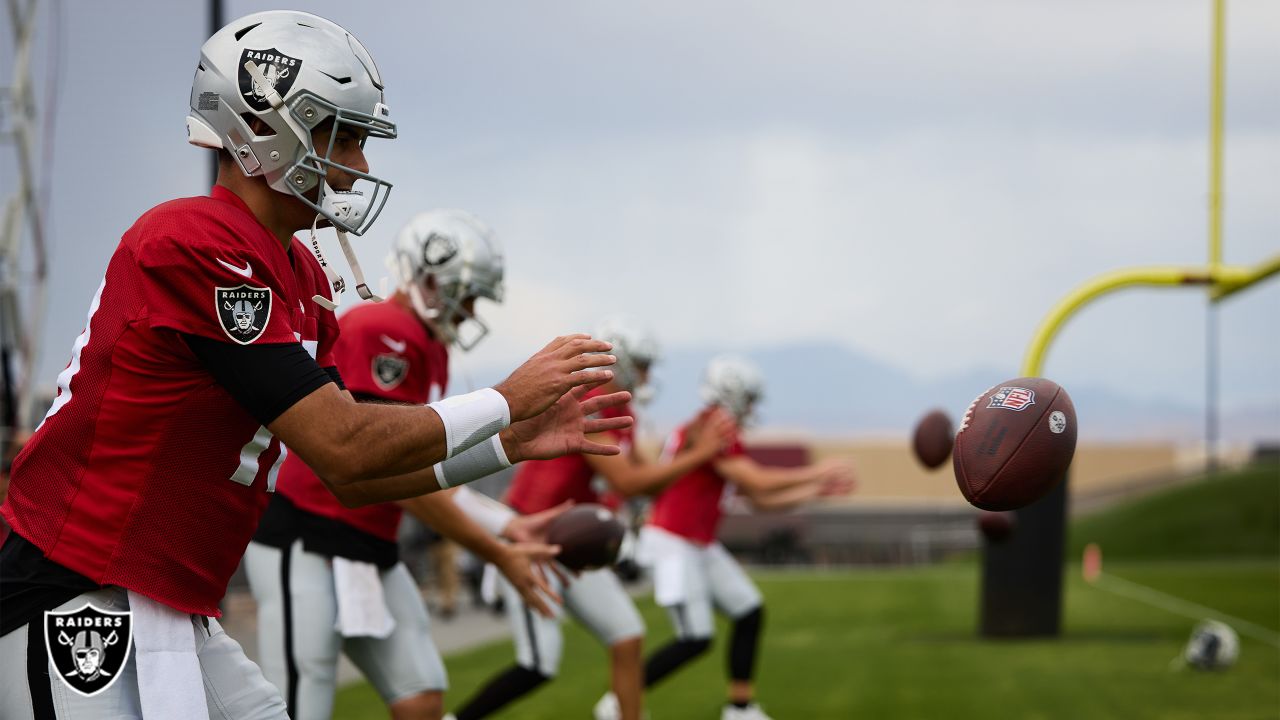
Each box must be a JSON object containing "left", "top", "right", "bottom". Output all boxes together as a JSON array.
[
  {"left": 217, "top": 285, "right": 273, "bottom": 344},
  {"left": 987, "top": 386, "right": 1036, "bottom": 412},
  {"left": 373, "top": 354, "right": 409, "bottom": 391},
  {"left": 44, "top": 603, "right": 133, "bottom": 698},
  {"left": 238, "top": 47, "right": 302, "bottom": 112}
]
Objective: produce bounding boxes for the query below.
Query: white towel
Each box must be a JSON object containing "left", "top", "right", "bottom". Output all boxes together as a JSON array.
[
  {"left": 332, "top": 557, "right": 396, "bottom": 638},
  {"left": 128, "top": 590, "right": 210, "bottom": 720},
  {"left": 480, "top": 563, "right": 499, "bottom": 605}
]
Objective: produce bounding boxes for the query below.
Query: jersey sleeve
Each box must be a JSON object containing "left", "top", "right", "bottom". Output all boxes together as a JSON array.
[
  {"left": 334, "top": 315, "right": 430, "bottom": 404},
  {"left": 134, "top": 234, "right": 297, "bottom": 345}
]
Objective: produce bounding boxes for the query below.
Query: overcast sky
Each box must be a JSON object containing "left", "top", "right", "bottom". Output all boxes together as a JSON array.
[{"left": 2, "top": 0, "right": 1277, "bottom": 422}]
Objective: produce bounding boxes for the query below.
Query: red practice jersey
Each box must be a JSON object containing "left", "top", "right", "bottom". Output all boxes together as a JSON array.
[
  {"left": 275, "top": 300, "right": 448, "bottom": 542},
  {"left": 504, "top": 388, "right": 634, "bottom": 514},
  {"left": 1, "top": 187, "right": 339, "bottom": 616},
  {"left": 648, "top": 408, "right": 746, "bottom": 545}
]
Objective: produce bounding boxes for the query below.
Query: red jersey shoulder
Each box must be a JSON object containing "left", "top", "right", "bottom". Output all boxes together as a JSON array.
[
  {"left": 337, "top": 301, "right": 447, "bottom": 404},
  {"left": 126, "top": 194, "right": 300, "bottom": 346}
]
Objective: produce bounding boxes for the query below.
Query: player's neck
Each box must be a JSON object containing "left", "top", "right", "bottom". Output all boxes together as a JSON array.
[{"left": 215, "top": 170, "right": 308, "bottom": 250}]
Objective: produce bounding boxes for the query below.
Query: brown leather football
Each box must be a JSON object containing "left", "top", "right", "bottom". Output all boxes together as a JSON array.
[
  {"left": 912, "top": 409, "right": 954, "bottom": 469},
  {"left": 977, "top": 511, "right": 1016, "bottom": 543},
  {"left": 953, "top": 377, "right": 1077, "bottom": 511},
  {"left": 545, "top": 504, "right": 626, "bottom": 571}
]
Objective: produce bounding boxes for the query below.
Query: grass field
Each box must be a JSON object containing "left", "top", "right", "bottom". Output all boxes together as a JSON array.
[{"left": 335, "top": 463, "right": 1280, "bottom": 719}]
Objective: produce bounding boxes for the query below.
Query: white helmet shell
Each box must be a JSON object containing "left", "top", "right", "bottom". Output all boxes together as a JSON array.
[
  {"left": 593, "top": 316, "right": 660, "bottom": 396},
  {"left": 701, "top": 354, "right": 764, "bottom": 422},
  {"left": 1184, "top": 620, "right": 1239, "bottom": 670},
  {"left": 187, "top": 11, "right": 396, "bottom": 235},
  {"left": 390, "top": 209, "right": 505, "bottom": 351}
]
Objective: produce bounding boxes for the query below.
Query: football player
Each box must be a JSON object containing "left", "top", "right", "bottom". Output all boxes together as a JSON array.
[
  {"left": 0, "top": 12, "right": 629, "bottom": 720},
  {"left": 246, "top": 209, "right": 571, "bottom": 720},
  {"left": 636, "top": 355, "right": 855, "bottom": 720},
  {"left": 449, "top": 319, "right": 736, "bottom": 720}
]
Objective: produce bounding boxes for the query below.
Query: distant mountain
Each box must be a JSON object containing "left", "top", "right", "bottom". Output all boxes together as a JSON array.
[{"left": 467, "top": 341, "right": 1279, "bottom": 444}]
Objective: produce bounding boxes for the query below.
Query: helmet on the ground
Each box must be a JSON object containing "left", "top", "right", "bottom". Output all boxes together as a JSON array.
[
  {"left": 389, "top": 210, "right": 504, "bottom": 351},
  {"left": 187, "top": 11, "right": 396, "bottom": 235},
  {"left": 1184, "top": 620, "right": 1239, "bottom": 670}
]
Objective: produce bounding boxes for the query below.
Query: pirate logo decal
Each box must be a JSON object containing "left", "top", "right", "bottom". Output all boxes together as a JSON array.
[
  {"left": 373, "top": 354, "right": 409, "bottom": 391},
  {"left": 217, "top": 285, "right": 273, "bottom": 344},
  {"left": 44, "top": 603, "right": 133, "bottom": 698},
  {"left": 238, "top": 48, "right": 302, "bottom": 112},
  {"left": 422, "top": 232, "right": 459, "bottom": 268}
]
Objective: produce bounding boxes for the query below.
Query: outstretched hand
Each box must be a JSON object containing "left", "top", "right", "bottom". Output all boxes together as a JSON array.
[
  {"left": 494, "top": 335, "right": 618, "bottom": 422},
  {"left": 817, "top": 458, "right": 857, "bottom": 496},
  {"left": 496, "top": 542, "right": 564, "bottom": 618},
  {"left": 685, "top": 407, "right": 738, "bottom": 460},
  {"left": 503, "top": 500, "right": 574, "bottom": 543},
  {"left": 500, "top": 384, "right": 633, "bottom": 464}
]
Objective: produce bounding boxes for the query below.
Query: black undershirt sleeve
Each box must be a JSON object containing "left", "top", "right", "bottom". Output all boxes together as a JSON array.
[
  {"left": 325, "top": 365, "right": 346, "bottom": 391},
  {"left": 182, "top": 334, "right": 335, "bottom": 425}
]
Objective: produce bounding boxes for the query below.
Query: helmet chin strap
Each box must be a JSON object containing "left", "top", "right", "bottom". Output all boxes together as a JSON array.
[{"left": 321, "top": 189, "right": 383, "bottom": 303}]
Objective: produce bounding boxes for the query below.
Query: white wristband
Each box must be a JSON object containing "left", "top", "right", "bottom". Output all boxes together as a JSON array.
[
  {"left": 451, "top": 485, "right": 517, "bottom": 536},
  {"left": 433, "top": 434, "right": 512, "bottom": 490},
  {"left": 428, "top": 387, "right": 511, "bottom": 459}
]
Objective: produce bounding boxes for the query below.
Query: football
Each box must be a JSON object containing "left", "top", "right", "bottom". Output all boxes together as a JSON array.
[
  {"left": 976, "top": 511, "right": 1016, "bottom": 543},
  {"left": 912, "top": 409, "right": 954, "bottom": 469},
  {"left": 545, "top": 504, "right": 627, "bottom": 571},
  {"left": 953, "top": 377, "right": 1077, "bottom": 511}
]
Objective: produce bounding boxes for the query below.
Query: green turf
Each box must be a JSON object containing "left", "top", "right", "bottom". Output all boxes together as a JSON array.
[
  {"left": 334, "top": 464, "right": 1280, "bottom": 719},
  {"left": 334, "top": 562, "right": 1279, "bottom": 720},
  {"left": 1068, "top": 461, "right": 1280, "bottom": 561}
]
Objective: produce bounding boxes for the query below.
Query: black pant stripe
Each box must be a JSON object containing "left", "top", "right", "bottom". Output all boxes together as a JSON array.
[
  {"left": 281, "top": 543, "right": 299, "bottom": 718},
  {"left": 26, "top": 620, "right": 57, "bottom": 720},
  {"left": 521, "top": 604, "right": 541, "bottom": 670}
]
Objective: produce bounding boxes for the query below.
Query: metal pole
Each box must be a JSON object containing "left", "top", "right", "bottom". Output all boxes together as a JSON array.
[
  {"left": 1206, "top": 303, "right": 1219, "bottom": 472},
  {"left": 208, "top": 0, "right": 223, "bottom": 187}
]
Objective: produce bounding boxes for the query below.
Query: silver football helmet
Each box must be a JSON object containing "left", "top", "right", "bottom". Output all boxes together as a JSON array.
[
  {"left": 389, "top": 210, "right": 505, "bottom": 351},
  {"left": 593, "top": 317, "right": 659, "bottom": 401},
  {"left": 1184, "top": 620, "right": 1239, "bottom": 671},
  {"left": 701, "top": 355, "right": 764, "bottom": 423},
  {"left": 188, "top": 11, "right": 395, "bottom": 307}
]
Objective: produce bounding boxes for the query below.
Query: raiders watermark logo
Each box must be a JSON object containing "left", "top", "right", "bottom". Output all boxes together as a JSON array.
[
  {"left": 217, "top": 285, "right": 273, "bottom": 344},
  {"left": 987, "top": 386, "right": 1036, "bottom": 412},
  {"left": 422, "top": 232, "right": 459, "bottom": 267},
  {"left": 373, "top": 354, "right": 409, "bottom": 391},
  {"left": 239, "top": 48, "right": 302, "bottom": 112},
  {"left": 1048, "top": 410, "right": 1068, "bottom": 434},
  {"left": 44, "top": 603, "right": 133, "bottom": 698}
]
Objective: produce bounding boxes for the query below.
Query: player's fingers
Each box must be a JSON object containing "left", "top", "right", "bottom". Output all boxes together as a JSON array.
[
  {"left": 517, "top": 542, "right": 562, "bottom": 563},
  {"left": 531, "top": 563, "right": 563, "bottom": 605},
  {"left": 576, "top": 439, "right": 622, "bottom": 456},
  {"left": 557, "top": 337, "right": 612, "bottom": 359},
  {"left": 527, "top": 501, "right": 574, "bottom": 533},
  {"left": 547, "top": 561, "right": 573, "bottom": 585},
  {"left": 573, "top": 353, "right": 617, "bottom": 371},
  {"left": 564, "top": 369, "right": 614, "bottom": 390},
  {"left": 522, "top": 582, "right": 556, "bottom": 618},
  {"left": 579, "top": 390, "right": 632, "bottom": 416},
  {"left": 583, "top": 415, "right": 633, "bottom": 435}
]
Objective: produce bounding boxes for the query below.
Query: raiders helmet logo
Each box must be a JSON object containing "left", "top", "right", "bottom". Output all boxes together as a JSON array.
[
  {"left": 373, "top": 354, "right": 409, "bottom": 391},
  {"left": 217, "top": 285, "right": 273, "bottom": 344},
  {"left": 422, "top": 232, "right": 459, "bottom": 267},
  {"left": 44, "top": 603, "right": 133, "bottom": 698},
  {"left": 238, "top": 48, "right": 302, "bottom": 112}
]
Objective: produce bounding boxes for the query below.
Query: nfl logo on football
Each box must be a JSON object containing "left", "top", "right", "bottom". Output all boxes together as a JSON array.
[{"left": 987, "top": 386, "right": 1036, "bottom": 412}]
